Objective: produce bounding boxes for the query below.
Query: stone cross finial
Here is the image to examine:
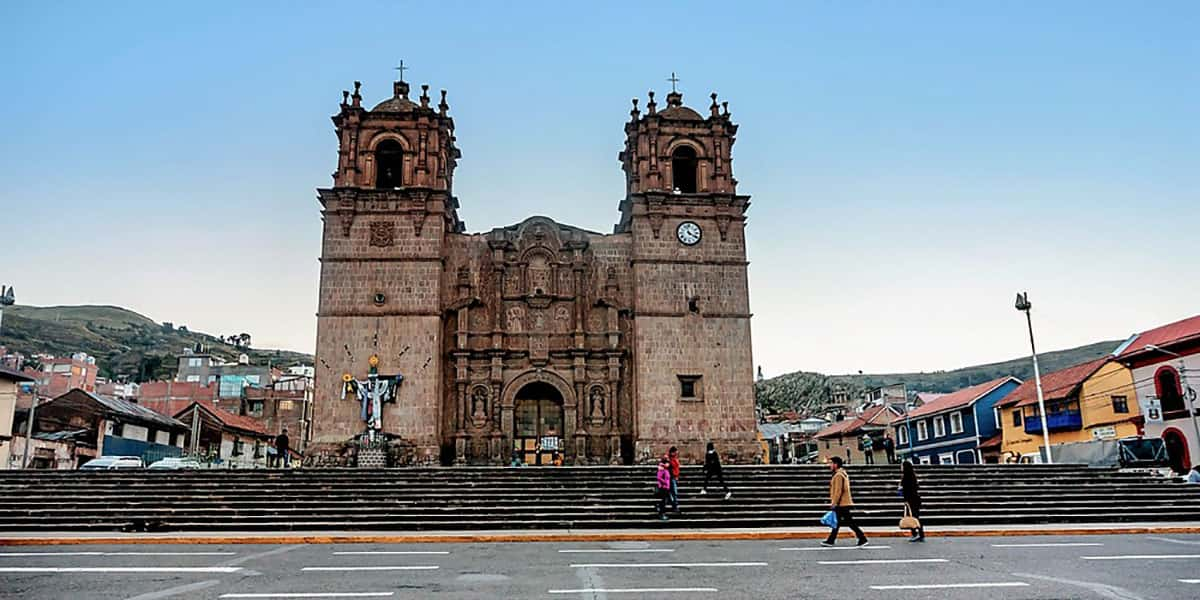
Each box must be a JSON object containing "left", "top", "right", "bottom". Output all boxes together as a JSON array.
[
  {"left": 395, "top": 59, "right": 408, "bottom": 82},
  {"left": 667, "top": 71, "right": 680, "bottom": 93}
]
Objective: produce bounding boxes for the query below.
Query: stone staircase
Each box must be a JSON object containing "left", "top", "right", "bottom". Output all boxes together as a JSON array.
[{"left": 0, "top": 464, "right": 1197, "bottom": 533}]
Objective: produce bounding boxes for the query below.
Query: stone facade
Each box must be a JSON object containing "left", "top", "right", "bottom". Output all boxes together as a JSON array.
[{"left": 312, "top": 79, "right": 758, "bottom": 465}]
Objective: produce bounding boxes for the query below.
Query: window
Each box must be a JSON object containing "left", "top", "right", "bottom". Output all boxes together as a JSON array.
[
  {"left": 938, "top": 452, "right": 955, "bottom": 465},
  {"left": 678, "top": 375, "right": 703, "bottom": 401},
  {"left": 186, "top": 375, "right": 200, "bottom": 383},
  {"left": 916, "top": 421, "right": 928, "bottom": 441},
  {"left": 207, "top": 375, "right": 217, "bottom": 385},
  {"left": 1012, "top": 410, "right": 1022, "bottom": 427},
  {"left": 279, "top": 399, "right": 295, "bottom": 412},
  {"left": 918, "top": 455, "right": 932, "bottom": 465},
  {"left": 933, "top": 416, "right": 946, "bottom": 438},
  {"left": 671, "top": 145, "right": 698, "bottom": 193},
  {"left": 1111, "top": 395, "right": 1129, "bottom": 414},
  {"left": 375, "top": 139, "right": 405, "bottom": 188},
  {"left": 897, "top": 426, "right": 908, "bottom": 446},
  {"left": 949, "top": 412, "right": 964, "bottom": 435},
  {"left": 188, "top": 358, "right": 202, "bottom": 368},
  {"left": 248, "top": 401, "right": 264, "bottom": 417},
  {"left": 1155, "top": 366, "right": 1185, "bottom": 414}
]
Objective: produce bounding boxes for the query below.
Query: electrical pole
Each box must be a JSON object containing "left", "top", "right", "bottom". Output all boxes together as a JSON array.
[
  {"left": 1016, "top": 292, "right": 1053, "bottom": 464},
  {"left": 22, "top": 391, "right": 37, "bottom": 469}
]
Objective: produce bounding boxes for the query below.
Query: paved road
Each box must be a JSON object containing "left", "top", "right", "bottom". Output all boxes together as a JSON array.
[{"left": 2, "top": 534, "right": 1199, "bottom": 599}]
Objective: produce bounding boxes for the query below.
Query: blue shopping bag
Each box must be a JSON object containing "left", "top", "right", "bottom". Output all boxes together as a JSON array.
[{"left": 820, "top": 510, "right": 838, "bottom": 528}]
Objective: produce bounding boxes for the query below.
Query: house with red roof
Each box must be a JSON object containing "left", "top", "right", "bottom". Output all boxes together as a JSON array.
[
  {"left": 996, "top": 356, "right": 1140, "bottom": 462},
  {"left": 1114, "top": 314, "right": 1200, "bottom": 473},
  {"left": 173, "top": 399, "right": 274, "bottom": 468},
  {"left": 813, "top": 404, "right": 901, "bottom": 464},
  {"left": 892, "top": 376, "right": 1021, "bottom": 465}
]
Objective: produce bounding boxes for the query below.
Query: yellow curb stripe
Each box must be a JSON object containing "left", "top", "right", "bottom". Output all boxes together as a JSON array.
[{"left": 2, "top": 526, "right": 1200, "bottom": 546}]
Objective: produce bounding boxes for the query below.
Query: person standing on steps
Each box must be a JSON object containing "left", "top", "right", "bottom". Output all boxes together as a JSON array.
[
  {"left": 822, "top": 456, "right": 868, "bottom": 547},
  {"left": 700, "top": 441, "right": 732, "bottom": 499},
  {"left": 667, "top": 446, "right": 681, "bottom": 512},
  {"left": 882, "top": 434, "right": 896, "bottom": 465},
  {"left": 861, "top": 434, "right": 875, "bottom": 465},
  {"left": 655, "top": 457, "right": 672, "bottom": 520},
  {"left": 275, "top": 428, "right": 291, "bottom": 469},
  {"left": 900, "top": 459, "right": 925, "bottom": 542}
]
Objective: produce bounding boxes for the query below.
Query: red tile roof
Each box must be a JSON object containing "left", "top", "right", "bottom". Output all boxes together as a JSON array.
[
  {"left": 814, "top": 405, "right": 897, "bottom": 439},
  {"left": 999, "top": 358, "right": 1109, "bottom": 409},
  {"left": 905, "top": 376, "right": 1019, "bottom": 419},
  {"left": 173, "top": 399, "right": 270, "bottom": 437},
  {"left": 1116, "top": 314, "right": 1200, "bottom": 360},
  {"left": 978, "top": 434, "right": 1003, "bottom": 449}
]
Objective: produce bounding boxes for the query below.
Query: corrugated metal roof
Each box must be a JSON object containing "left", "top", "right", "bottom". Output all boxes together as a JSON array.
[{"left": 82, "top": 390, "right": 188, "bottom": 431}]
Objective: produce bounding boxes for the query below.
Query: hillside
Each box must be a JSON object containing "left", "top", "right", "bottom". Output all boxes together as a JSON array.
[
  {"left": 756, "top": 339, "right": 1123, "bottom": 414},
  {"left": 0, "top": 304, "right": 312, "bottom": 381}
]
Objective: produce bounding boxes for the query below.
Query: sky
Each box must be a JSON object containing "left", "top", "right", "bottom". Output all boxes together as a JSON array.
[{"left": 2, "top": 1, "right": 1197, "bottom": 377}]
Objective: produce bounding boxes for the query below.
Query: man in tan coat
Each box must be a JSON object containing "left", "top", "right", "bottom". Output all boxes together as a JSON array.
[{"left": 822, "top": 456, "right": 869, "bottom": 547}]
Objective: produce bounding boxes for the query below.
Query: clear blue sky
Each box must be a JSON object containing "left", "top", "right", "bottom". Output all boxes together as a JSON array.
[{"left": 3, "top": 1, "right": 1197, "bottom": 376}]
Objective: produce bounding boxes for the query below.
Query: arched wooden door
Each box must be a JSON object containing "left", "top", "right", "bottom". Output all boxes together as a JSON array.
[
  {"left": 1163, "top": 429, "right": 1189, "bottom": 474},
  {"left": 513, "top": 382, "right": 565, "bottom": 466}
]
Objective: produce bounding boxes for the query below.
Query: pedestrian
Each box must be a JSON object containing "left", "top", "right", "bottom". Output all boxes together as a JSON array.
[
  {"left": 1188, "top": 465, "right": 1200, "bottom": 485},
  {"left": 266, "top": 439, "right": 278, "bottom": 468},
  {"left": 700, "top": 441, "right": 732, "bottom": 499},
  {"left": 899, "top": 459, "right": 925, "bottom": 542},
  {"left": 861, "top": 434, "right": 875, "bottom": 465},
  {"left": 275, "top": 428, "right": 291, "bottom": 469},
  {"left": 655, "top": 457, "right": 672, "bottom": 520},
  {"left": 882, "top": 434, "right": 896, "bottom": 465},
  {"left": 822, "top": 456, "right": 868, "bottom": 547},
  {"left": 667, "top": 446, "right": 681, "bottom": 512}
]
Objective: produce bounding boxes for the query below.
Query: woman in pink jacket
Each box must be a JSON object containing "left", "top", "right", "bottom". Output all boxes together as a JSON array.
[{"left": 655, "top": 458, "right": 672, "bottom": 521}]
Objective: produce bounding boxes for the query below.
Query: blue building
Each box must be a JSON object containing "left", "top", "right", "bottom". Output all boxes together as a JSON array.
[{"left": 894, "top": 376, "right": 1021, "bottom": 465}]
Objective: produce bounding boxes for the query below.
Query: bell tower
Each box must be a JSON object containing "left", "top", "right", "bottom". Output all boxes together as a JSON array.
[
  {"left": 312, "top": 74, "right": 462, "bottom": 459},
  {"left": 618, "top": 84, "right": 759, "bottom": 463}
]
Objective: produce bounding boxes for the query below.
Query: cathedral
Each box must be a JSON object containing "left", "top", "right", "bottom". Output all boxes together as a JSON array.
[{"left": 311, "top": 75, "right": 758, "bottom": 466}]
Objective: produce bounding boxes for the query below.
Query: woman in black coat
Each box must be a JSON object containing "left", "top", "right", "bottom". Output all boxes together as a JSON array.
[{"left": 900, "top": 460, "right": 925, "bottom": 542}]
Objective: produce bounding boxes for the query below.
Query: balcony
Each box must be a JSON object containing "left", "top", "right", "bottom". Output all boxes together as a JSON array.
[{"left": 1024, "top": 410, "right": 1082, "bottom": 434}]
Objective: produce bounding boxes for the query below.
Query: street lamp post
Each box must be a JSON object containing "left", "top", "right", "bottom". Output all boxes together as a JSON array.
[
  {"left": 1015, "top": 292, "right": 1053, "bottom": 464},
  {"left": 1144, "top": 344, "right": 1200, "bottom": 461}
]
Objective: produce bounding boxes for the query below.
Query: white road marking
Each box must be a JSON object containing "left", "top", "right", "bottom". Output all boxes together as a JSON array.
[
  {"left": 549, "top": 589, "right": 718, "bottom": 595},
  {"left": 1180, "top": 579, "right": 1200, "bottom": 583},
  {"left": 1013, "top": 571, "right": 1145, "bottom": 600},
  {"left": 993, "top": 543, "right": 1103, "bottom": 548},
  {"left": 331, "top": 551, "right": 450, "bottom": 555},
  {"left": 124, "top": 579, "right": 224, "bottom": 600},
  {"left": 0, "top": 551, "right": 236, "bottom": 557},
  {"left": 220, "top": 594, "right": 395, "bottom": 599},
  {"left": 0, "top": 567, "right": 242, "bottom": 573},
  {"left": 558, "top": 549, "right": 675, "bottom": 553},
  {"left": 870, "top": 583, "right": 1029, "bottom": 590},
  {"left": 781, "top": 546, "right": 890, "bottom": 551},
  {"left": 569, "top": 562, "right": 767, "bottom": 569},
  {"left": 1150, "top": 536, "right": 1200, "bottom": 546},
  {"left": 1081, "top": 554, "right": 1200, "bottom": 560},
  {"left": 301, "top": 566, "right": 440, "bottom": 571},
  {"left": 819, "top": 558, "right": 949, "bottom": 566}
]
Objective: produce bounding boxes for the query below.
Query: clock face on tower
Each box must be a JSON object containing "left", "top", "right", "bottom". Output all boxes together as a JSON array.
[{"left": 676, "top": 221, "right": 702, "bottom": 246}]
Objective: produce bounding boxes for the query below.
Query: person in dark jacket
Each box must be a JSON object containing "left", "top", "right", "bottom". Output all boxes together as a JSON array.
[
  {"left": 700, "top": 441, "right": 732, "bottom": 499},
  {"left": 275, "top": 429, "right": 291, "bottom": 468},
  {"left": 881, "top": 434, "right": 896, "bottom": 464},
  {"left": 900, "top": 459, "right": 925, "bottom": 542}
]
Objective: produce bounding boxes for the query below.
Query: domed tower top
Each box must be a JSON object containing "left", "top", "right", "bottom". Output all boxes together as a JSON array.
[
  {"left": 328, "top": 74, "right": 460, "bottom": 195},
  {"left": 616, "top": 80, "right": 743, "bottom": 232}
]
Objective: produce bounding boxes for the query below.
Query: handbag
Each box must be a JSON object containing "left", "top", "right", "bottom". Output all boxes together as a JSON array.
[
  {"left": 820, "top": 510, "right": 838, "bottom": 529},
  {"left": 899, "top": 503, "right": 921, "bottom": 530}
]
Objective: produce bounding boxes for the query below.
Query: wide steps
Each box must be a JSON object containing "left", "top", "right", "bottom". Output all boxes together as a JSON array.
[{"left": 1, "top": 465, "right": 1197, "bottom": 533}]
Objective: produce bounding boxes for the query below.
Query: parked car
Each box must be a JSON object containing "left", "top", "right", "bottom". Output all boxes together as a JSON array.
[
  {"left": 147, "top": 457, "right": 202, "bottom": 470},
  {"left": 80, "top": 456, "right": 144, "bottom": 470}
]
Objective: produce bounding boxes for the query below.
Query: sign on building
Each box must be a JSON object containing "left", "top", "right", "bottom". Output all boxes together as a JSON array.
[
  {"left": 1091, "top": 426, "right": 1117, "bottom": 440},
  {"left": 1142, "top": 398, "right": 1163, "bottom": 424}
]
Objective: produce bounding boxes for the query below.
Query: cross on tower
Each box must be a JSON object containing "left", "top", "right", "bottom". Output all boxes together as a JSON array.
[
  {"left": 667, "top": 71, "right": 680, "bottom": 93},
  {"left": 395, "top": 60, "right": 408, "bottom": 82}
]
